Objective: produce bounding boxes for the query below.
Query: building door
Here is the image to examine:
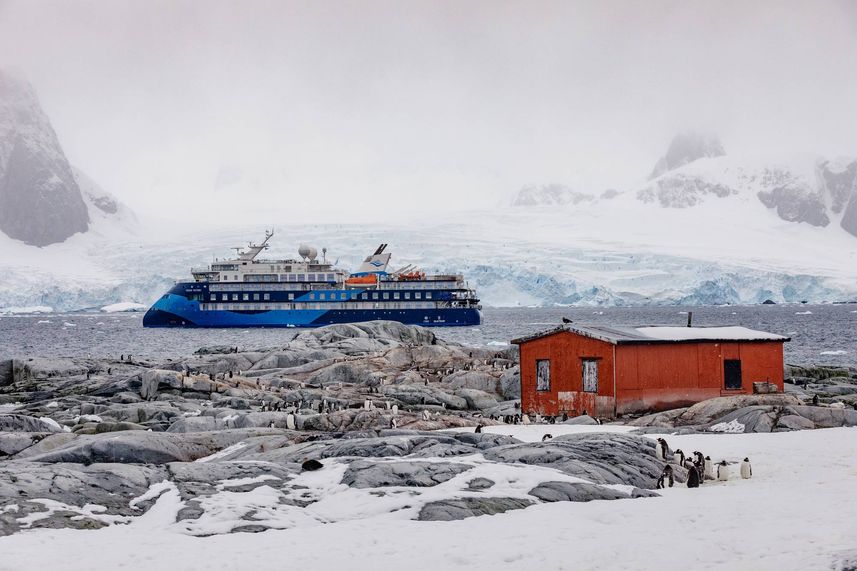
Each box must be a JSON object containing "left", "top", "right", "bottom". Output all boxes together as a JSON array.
[{"left": 724, "top": 359, "right": 742, "bottom": 390}]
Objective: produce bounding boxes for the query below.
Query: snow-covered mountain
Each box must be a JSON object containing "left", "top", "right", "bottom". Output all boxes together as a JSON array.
[
  {"left": 649, "top": 131, "right": 725, "bottom": 179},
  {"left": 2, "top": 121, "right": 856, "bottom": 311},
  {"left": 0, "top": 69, "right": 132, "bottom": 247}
]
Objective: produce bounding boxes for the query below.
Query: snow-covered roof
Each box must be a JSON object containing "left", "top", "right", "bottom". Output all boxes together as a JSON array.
[{"left": 511, "top": 324, "right": 790, "bottom": 345}]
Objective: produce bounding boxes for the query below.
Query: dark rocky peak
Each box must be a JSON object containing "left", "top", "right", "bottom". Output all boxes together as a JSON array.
[
  {"left": 0, "top": 69, "right": 89, "bottom": 246},
  {"left": 650, "top": 131, "right": 726, "bottom": 179}
]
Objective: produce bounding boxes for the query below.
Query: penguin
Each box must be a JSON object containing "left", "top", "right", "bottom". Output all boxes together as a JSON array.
[
  {"left": 286, "top": 413, "right": 296, "bottom": 430},
  {"left": 389, "top": 417, "right": 398, "bottom": 429},
  {"left": 673, "top": 449, "right": 685, "bottom": 465},
  {"left": 704, "top": 456, "right": 715, "bottom": 480},
  {"left": 561, "top": 412, "right": 569, "bottom": 422},
  {"left": 812, "top": 394, "right": 820, "bottom": 406},
  {"left": 716, "top": 460, "right": 730, "bottom": 481},
  {"left": 392, "top": 404, "right": 398, "bottom": 415},
  {"left": 656, "top": 465, "right": 674, "bottom": 489},
  {"left": 542, "top": 433, "right": 553, "bottom": 442},
  {"left": 655, "top": 438, "right": 669, "bottom": 461},
  {"left": 740, "top": 457, "right": 752, "bottom": 479},
  {"left": 693, "top": 451, "right": 705, "bottom": 468},
  {"left": 686, "top": 464, "right": 700, "bottom": 488},
  {"left": 422, "top": 409, "right": 431, "bottom": 421},
  {"left": 475, "top": 424, "right": 483, "bottom": 433},
  {"left": 521, "top": 414, "right": 531, "bottom": 425}
]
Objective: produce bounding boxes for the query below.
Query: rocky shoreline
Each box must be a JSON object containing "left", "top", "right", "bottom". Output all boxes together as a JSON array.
[{"left": 2, "top": 321, "right": 856, "bottom": 536}]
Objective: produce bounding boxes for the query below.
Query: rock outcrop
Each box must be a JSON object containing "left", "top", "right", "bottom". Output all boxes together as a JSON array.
[
  {"left": 0, "top": 69, "right": 89, "bottom": 246},
  {"left": 649, "top": 131, "right": 725, "bottom": 179}
]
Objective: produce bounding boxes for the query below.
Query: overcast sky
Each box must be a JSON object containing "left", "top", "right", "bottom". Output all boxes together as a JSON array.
[{"left": 1, "top": 0, "right": 856, "bottom": 222}]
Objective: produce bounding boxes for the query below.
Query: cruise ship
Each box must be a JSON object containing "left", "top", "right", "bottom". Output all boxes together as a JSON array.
[{"left": 142, "top": 231, "right": 481, "bottom": 328}]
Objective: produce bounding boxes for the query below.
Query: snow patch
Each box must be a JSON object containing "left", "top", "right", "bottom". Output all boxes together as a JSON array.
[
  {"left": 0, "top": 306, "right": 53, "bottom": 315},
  {"left": 100, "top": 302, "right": 148, "bottom": 313},
  {"left": 709, "top": 419, "right": 746, "bottom": 433}
]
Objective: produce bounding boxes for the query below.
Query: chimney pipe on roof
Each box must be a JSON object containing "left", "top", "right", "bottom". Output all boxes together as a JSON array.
[{"left": 687, "top": 311, "right": 693, "bottom": 327}]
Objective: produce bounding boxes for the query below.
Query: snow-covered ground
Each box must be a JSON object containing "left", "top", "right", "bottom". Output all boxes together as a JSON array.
[{"left": 1, "top": 425, "right": 855, "bottom": 570}]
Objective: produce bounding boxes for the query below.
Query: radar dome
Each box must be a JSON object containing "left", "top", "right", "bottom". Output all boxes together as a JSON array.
[{"left": 298, "top": 244, "right": 318, "bottom": 261}]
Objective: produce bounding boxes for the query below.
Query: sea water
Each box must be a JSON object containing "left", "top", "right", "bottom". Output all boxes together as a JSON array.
[{"left": 0, "top": 304, "right": 855, "bottom": 365}]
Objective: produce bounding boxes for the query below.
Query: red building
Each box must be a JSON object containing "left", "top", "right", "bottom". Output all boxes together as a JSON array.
[{"left": 511, "top": 324, "right": 789, "bottom": 418}]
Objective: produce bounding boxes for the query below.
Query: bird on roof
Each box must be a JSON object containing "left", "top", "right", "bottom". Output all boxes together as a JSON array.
[{"left": 562, "top": 317, "right": 573, "bottom": 324}]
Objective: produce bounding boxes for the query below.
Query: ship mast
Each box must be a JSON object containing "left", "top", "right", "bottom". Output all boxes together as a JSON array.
[{"left": 235, "top": 229, "right": 274, "bottom": 262}]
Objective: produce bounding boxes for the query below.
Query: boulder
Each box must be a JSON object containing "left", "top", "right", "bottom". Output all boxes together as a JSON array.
[
  {"left": 528, "top": 481, "right": 631, "bottom": 503},
  {"left": 563, "top": 414, "right": 599, "bottom": 425},
  {"left": 139, "top": 370, "right": 182, "bottom": 400},
  {"left": 454, "top": 388, "right": 499, "bottom": 410},
  {"left": 787, "top": 405, "right": 857, "bottom": 428},
  {"left": 776, "top": 414, "right": 816, "bottom": 431},
  {"left": 499, "top": 366, "right": 521, "bottom": 399},
  {"left": 483, "top": 433, "right": 667, "bottom": 489},
  {"left": 0, "top": 414, "right": 64, "bottom": 433},
  {"left": 676, "top": 395, "right": 801, "bottom": 426},
  {"left": 417, "top": 497, "right": 534, "bottom": 521},
  {"left": 0, "top": 432, "right": 47, "bottom": 456},
  {"left": 444, "top": 371, "right": 500, "bottom": 394},
  {"left": 341, "top": 460, "right": 472, "bottom": 488}
]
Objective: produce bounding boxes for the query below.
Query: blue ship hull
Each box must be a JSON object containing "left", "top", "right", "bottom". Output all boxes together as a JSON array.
[{"left": 143, "top": 288, "right": 482, "bottom": 328}]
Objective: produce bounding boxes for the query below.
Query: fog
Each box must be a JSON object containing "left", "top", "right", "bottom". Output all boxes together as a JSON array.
[{"left": 1, "top": 0, "right": 856, "bottom": 223}]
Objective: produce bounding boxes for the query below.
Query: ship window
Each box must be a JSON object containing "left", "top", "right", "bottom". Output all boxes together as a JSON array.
[
  {"left": 360, "top": 293, "right": 367, "bottom": 300},
  {"left": 415, "top": 292, "right": 421, "bottom": 299},
  {"left": 288, "top": 293, "right": 294, "bottom": 300},
  {"left": 404, "top": 292, "right": 410, "bottom": 300},
  {"left": 241, "top": 294, "right": 248, "bottom": 301},
  {"left": 393, "top": 293, "right": 400, "bottom": 300},
  {"left": 264, "top": 293, "right": 270, "bottom": 301},
  {"left": 426, "top": 292, "right": 432, "bottom": 299},
  {"left": 308, "top": 274, "right": 315, "bottom": 281},
  {"left": 327, "top": 274, "right": 334, "bottom": 281},
  {"left": 231, "top": 294, "right": 238, "bottom": 301},
  {"left": 383, "top": 293, "right": 390, "bottom": 300},
  {"left": 309, "top": 293, "right": 315, "bottom": 300},
  {"left": 253, "top": 294, "right": 260, "bottom": 301},
  {"left": 319, "top": 293, "right": 326, "bottom": 300},
  {"left": 210, "top": 294, "right": 216, "bottom": 301},
  {"left": 299, "top": 274, "right": 306, "bottom": 281},
  {"left": 372, "top": 293, "right": 379, "bottom": 300}
]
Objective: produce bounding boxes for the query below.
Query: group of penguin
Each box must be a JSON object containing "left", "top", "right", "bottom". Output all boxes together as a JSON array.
[{"left": 655, "top": 437, "right": 752, "bottom": 489}]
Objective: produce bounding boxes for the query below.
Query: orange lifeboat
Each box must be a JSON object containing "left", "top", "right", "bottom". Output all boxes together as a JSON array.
[
  {"left": 345, "top": 274, "right": 379, "bottom": 286},
  {"left": 398, "top": 271, "right": 425, "bottom": 281}
]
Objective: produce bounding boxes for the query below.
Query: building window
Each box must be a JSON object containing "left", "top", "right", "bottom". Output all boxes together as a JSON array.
[
  {"left": 582, "top": 359, "right": 598, "bottom": 393},
  {"left": 536, "top": 359, "right": 551, "bottom": 391},
  {"left": 724, "top": 360, "right": 742, "bottom": 390}
]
